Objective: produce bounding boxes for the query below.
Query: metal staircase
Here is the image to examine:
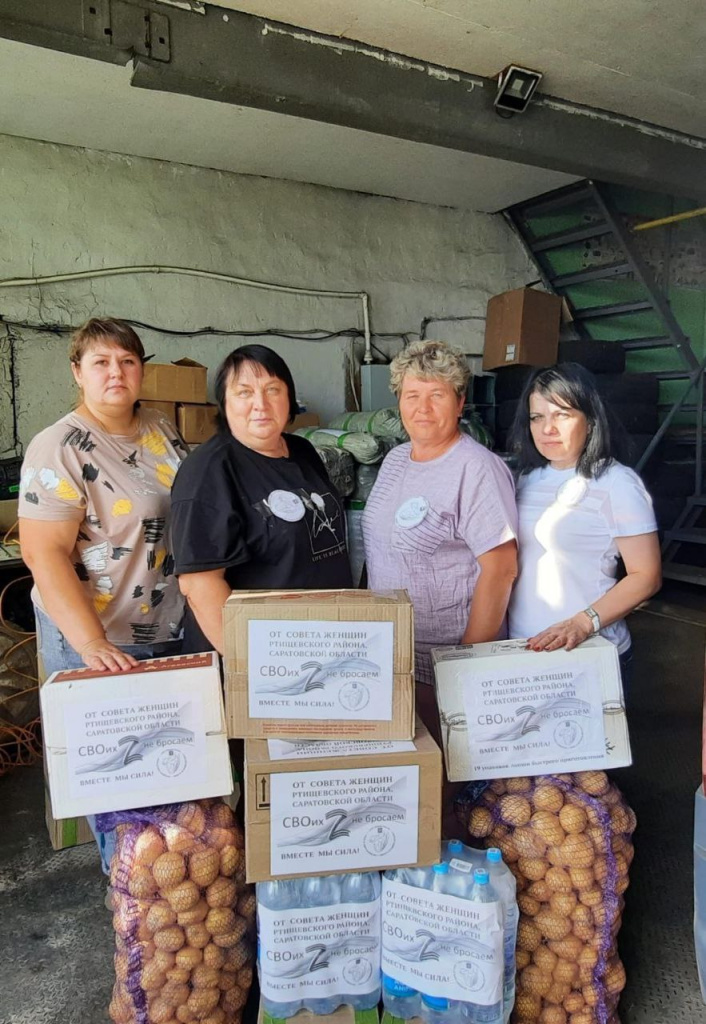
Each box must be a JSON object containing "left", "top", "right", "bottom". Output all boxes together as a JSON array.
[{"left": 504, "top": 179, "right": 706, "bottom": 584}]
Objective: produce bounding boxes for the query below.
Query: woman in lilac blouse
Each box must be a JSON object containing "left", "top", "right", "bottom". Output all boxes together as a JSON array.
[{"left": 362, "top": 340, "right": 518, "bottom": 744}]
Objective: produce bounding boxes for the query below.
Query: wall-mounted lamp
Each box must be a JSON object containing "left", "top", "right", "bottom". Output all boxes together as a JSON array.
[{"left": 494, "top": 64, "right": 543, "bottom": 117}]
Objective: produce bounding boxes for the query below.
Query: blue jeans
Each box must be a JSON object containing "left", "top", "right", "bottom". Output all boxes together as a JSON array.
[
  {"left": 619, "top": 646, "right": 633, "bottom": 704},
  {"left": 35, "top": 604, "right": 182, "bottom": 874}
]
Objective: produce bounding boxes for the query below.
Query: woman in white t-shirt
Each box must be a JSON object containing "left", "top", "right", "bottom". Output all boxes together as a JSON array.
[{"left": 507, "top": 363, "right": 661, "bottom": 682}]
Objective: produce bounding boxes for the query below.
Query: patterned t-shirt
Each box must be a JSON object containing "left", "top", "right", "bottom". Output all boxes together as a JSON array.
[{"left": 19, "top": 408, "right": 188, "bottom": 645}]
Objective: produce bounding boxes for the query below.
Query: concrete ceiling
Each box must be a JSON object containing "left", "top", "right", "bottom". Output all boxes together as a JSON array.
[
  {"left": 0, "top": 37, "right": 578, "bottom": 212},
  {"left": 212, "top": 0, "right": 706, "bottom": 139}
]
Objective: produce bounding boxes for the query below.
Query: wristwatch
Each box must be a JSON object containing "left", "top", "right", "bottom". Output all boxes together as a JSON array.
[{"left": 583, "top": 606, "right": 601, "bottom": 634}]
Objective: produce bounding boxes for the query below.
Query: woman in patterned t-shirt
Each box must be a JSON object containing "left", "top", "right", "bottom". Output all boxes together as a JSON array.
[{"left": 19, "top": 317, "right": 188, "bottom": 675}]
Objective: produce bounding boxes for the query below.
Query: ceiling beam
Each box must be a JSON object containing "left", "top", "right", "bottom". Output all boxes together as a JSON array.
[{"left": 2, "top": 0, "right": 705, "bottom": 202}]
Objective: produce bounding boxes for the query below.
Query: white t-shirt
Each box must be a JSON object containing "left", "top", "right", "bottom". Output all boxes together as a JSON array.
[{"left": 508, "top": 461, "right": 657, "bottom": 653}]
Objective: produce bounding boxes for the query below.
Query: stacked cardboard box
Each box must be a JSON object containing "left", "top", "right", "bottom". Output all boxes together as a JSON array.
[
  {"left": 139, "top": 357, "right": 218, "bottom": 444},
  {"left": 222, "top": 589, "right": 442, "bottom": 882}
]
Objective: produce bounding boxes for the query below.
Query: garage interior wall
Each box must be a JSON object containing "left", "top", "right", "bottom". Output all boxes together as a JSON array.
[{"left": 0, "top": 133, "right": 537, "bottom": 458}]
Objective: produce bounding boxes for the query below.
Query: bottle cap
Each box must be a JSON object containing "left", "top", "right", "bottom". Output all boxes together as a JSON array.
[
  {"left": 432, "top": 862, "right": 449, "bottom": 874},
  {"left": 486, "top": 848, "right": 502, "bottom": 863},
  {"left": 474, "top": 868, "right": 489, "bottom": 884},
  {"left": 447, "top": 840, "right": 463, "bottom": 853},
  {"left": 421, "top": 996, "right": 450, "bottom": 1009}
]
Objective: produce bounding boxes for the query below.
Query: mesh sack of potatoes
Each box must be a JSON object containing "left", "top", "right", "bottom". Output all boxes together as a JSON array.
[
  {"left": 96, "top": 799, "right": 256, "bottom": 1024},
  {"left": 458, "top": 771, "right": 635, "bottom": 1024}
]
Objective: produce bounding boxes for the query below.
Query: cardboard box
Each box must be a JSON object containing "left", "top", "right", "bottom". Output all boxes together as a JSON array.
[
  {"left": 224, "top": 589, "right": 415, "bottom": 741},
  {"left": 140, "top": 400, "right": 178, "bottom": 429},
  {"left": 244, "top": 718, "right": 442, "bottom": 881},
  {"left": 41, "top": 652, "right": 232, "bottom": 818},
  {"left": 0, "top": 498, "right": 18, "bottom": 534},
  {"left": 140, "top": 358, "right": 208, "bottom": 403},
  {"left": 482, "top": 287, "right": 561, "bottom": 371},
  {"left": 177, "top": 403, "right": 218, "bottom": 444},
  {"left": 44, "top": 786, "right": 94, "bottom": 850},
  {"left": 432, "top": 636, "right": 631, "bottom": 782},
  {"left": 287, "top": 412, "right": 320, "bottom": 432}
]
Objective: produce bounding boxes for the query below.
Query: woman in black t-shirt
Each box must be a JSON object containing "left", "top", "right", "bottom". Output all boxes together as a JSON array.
[{"left": 171, "top": 345, "right": 353, "bottom": 654}]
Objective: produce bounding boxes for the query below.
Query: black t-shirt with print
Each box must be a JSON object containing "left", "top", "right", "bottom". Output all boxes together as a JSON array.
[{"left": 171, "top": 431, "right": 353, "bottom": 653}]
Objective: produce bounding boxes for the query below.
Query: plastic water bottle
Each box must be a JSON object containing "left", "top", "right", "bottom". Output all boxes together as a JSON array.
[
  {"left": 340, "top": 873, "right": 381, "bottom": 1011},
  {"left": 462, "top": 870, "right": 503, "bottom": 1024},
  {"left": 431, "top": 862, "right": 450, "bottom": 892},
  {"left": 485, "top": 849, "right": 518, "bottom": 1024},
  {"left": 257, "top": 880, "right": 303, "bottom": 1019},
  {"left": 300, "top": 875, "right": 343, "bottom": 1015},
  {"left": 443, "top": 839, "right": 484, "bottom": 869},
  {"left": 420, "top": 994, "right": 462, "bottom": 1024},
  {"left": 382, "top": 972, "right": 421, "bottom": 1020}
]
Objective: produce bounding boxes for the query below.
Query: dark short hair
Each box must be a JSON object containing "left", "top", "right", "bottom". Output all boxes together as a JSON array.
[
  {"left": 508, "top": 362, "right": 629, "bottom": 478},
  {"left": 69, "top": 318, "right": 145, "bottom": 364},
  {"left": 214, "top": 345, "right": 298, "bottom": 431}
]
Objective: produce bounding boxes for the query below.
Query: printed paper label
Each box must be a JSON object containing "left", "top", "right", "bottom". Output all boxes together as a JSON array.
[
  {"left": 459, "top": 661, "right": 606, "bottom": 777},
  {"left": 267, "top": 738, "right": 416, "bottom": 761},
  {"left": 381, "top": 879, "right": 503, "bottom": 1005},
  {"left": 248, "top": 619, "right": 394, "bottom": 721},
  {"left": 64, "top": 691, "right": 206, "bottom": 798},
  {"left": 258, "top": 898, "right": 380, "bottom": 1000},
  {"left": 269, "top": 765, "right": 419, "bottom": 875}
]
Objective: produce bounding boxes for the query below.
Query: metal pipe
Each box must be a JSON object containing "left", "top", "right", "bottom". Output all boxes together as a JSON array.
[{"left": 633, "top": 206, "right": 706, "bottom": 232}]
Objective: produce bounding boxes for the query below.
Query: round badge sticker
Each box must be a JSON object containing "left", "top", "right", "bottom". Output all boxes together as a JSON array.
[
  {"left": 395, "top": 496, "right": 429, "bottom": 529},
  {"left": 556, "top": 476, "right": 588, "bottom": 507},
  {"left": 267, "top": 490, "right": 306, "bottom": 522}
]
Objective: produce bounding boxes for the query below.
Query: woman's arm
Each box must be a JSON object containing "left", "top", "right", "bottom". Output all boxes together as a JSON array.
[
  {"left": 19, "top": 518, "right": 138, "bottom": 672},
  {"left": 178, "top": 569, "right": 232, "bottom": 654},
  {"left": 527, "top": 531, "right": 662, "bottom": 652},
  {"left": 462, "top": 539, "right": 518, "bottom": 644}
]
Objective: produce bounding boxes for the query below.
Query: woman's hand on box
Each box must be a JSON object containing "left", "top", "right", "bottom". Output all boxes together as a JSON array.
[
  {"left": 526, "top": 613, "right": 593, "bottom": 653},
  {"left": 79, "top": 638, "right": 139, "bottom": 672}
]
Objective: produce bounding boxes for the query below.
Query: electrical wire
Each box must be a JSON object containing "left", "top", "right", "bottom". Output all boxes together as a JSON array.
[
  {"left": 420, "top": 313, "right": 487, "bottom": 340},
  {"left": 0, "top": 574, "right": 40, "bottom": 778}
]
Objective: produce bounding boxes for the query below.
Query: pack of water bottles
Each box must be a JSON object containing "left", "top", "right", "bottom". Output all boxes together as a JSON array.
[
  {"left": 257, "top": 872, "right": 382, "bottom": 1019},
  {"left": 381, "top": 842, "right": 517, "bottom": 1024}
]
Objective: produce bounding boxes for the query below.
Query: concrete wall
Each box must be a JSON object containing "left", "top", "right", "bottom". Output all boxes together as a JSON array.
[{"left": 0, "top": 133, "right": 534, "bottom": 458}]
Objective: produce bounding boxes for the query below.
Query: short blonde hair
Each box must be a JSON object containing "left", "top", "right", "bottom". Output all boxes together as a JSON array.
[
  {"left": 69, "top": 318, "right": 145, "bottom": 365},
  {"left": 389, "top": 339, "right": 470, "bottom": 398}
]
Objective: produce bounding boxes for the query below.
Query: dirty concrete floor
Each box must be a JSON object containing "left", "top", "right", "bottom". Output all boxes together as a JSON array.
[{"left": 0, "top": 598, "right": 705, "bottom": 1024}]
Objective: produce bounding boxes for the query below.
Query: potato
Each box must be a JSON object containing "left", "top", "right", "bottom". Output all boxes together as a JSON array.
[
  {"left": 218, "top": 970, "right": 238, "bottom": 991},
  {"left": 531, "top": 811, "right": 566, "bottom": 847},
  {"left": 514, "top": 826, "right": 548, "bottom": 859},
  {"left": 499, "top": 794, "right": 532, "bottom": 826},
  {"left": 515, "top": 991, "right": 542, "bottom": 1019},
  {"left": 191, "top": 965, "right": 221, "bottom": 989},
  {"left": 176, "top": 1006, "right": 197, "bottom": 1023},
  {"left": 223, "top": 940, "right": 252, "bottom": 971},
  {"left": 535, "top": 910, "right": 572, "bottom": 941},
  {"left": 560, "top": 834, "right": 594, "bottom": 869},
  {"left": 185, "top": 923, "right": 211, "bottom": 949},
  {"left": 134, "top": 827, "right": 167, "bottom": 867},
  {"left": 189, "top": 848, "right": 221, "bottom": 888},
  {"left": 201, "top": 1011, "right": 226, "bottom": 1024},
  {"left": 178, "top": 899, "right": 209, "bottom": 926},
  {"left": 518, "top": 894, "right": 541, "bottom": 917},
  {"left": 488, "top": 778, "right": 507, "bottom": 795},
  {"left": 206, "top": 877, "right": 237, "bottom": 909},
  {"left": 187, "top": 987, "right": 220, "bottom": 1019},
  {"left": 205, "top": 908, "right": 236, "bottom": 937},
  {"left": 605, "top": 959, "right": 626, "bottom": 994},
  {"left": 519, "top": 857, "right": 549, "bottom": 882},
  {"left": 540, "top": 1008, "right": 567, "bottom": 1024},
  {"left": 547, "top": 935, "right": 583, "bottom": 961},
  {"left": 153, "top": 950, "right": 176, "bottom": 972},
  {"left": 494, "top": 836, "right": 519, "bottom": 864},
  {"left": 517, "top": 918, "right": 542, "bottom": 952},
  {"left": 209, "top": 827, "right": 237, "bottom": 851},
  {"left": 578, "top": 887, "right": 603, "bottom": 908},
  {"left": 165, "top": 881, "right": 201, "bottom": 913},
  {"left": 177, "top": 802, "right": 207, "bottom": 837},
  {"left": 515, "top": 949, "right": 532, "bottom": 970},
  {"left": 532, "top": 946, "right": 558, "bottom": 974},
  {"left": 586, "top": 825, "right": 610, "bottom": 855},
  {"left": 553, "top": 959, "right": 579, "bottom": 986},
  {"left": 533, "top": 785, "right": 565, "bottom": 814},
  {"left": 203, "top": 944, "right": 226, "bottom": 969},
  {"left": 545, "top": 981, "right": 571, "bottom": 1006},
  {"left": 154, "top": 926, "right": 186, "bottom": 953},
  {"left": 236, "top": 890, "right": 256, "bottom": 921},
  {"left": 574, "top": 771, "right": 609, "bottom": 796},
  {"left": 219, "top": 846, "right": 241, "bottom": 878},
  {"left": 146, "top": 901, "right": 178, "bottom": 933},
  {"left": 210, "top": 803, "right": 235, "bottom": 828},
  {"left": 558, "top": 804, "right": 587, "bottom": 835},
  {"left": 468, "top": 806, "right": 494, "bottom": 838},
  {"left": 520, "top": 964, "right": 552, "bottom": 997},
  {"left": 549, "top": 892, "right": 577, "bottom": 917},
  {"left": 164, "top": 825, "right": 198, "bottom": 855},
  {"left": 527, "top": 880, "right": 552, "bottom": 902},
  {"left": 568, "top": 867, "right": 594, "bottom": 892},
  {"left": 506, "top": 776, "right": 532, "bottom": 793},
  {"left": 129, "top": 866, "right": 159, "bottom": 899},
  {"left": 162, "top": 981, "right": 191, "bottom": 1008},
  {"left": 545, "top": 867, "right": 573, "bottom": 893},
  {"left": 141, "top": 961, "right": 167, "bottom": 991},
  {"left": 212, "top": 922, "right": 247, "bottom": 948},
  {"left": 166, "top": 968, "right": 192, "bottom": 984},
  {"left": 563, "top": 992, "right": 585, "bottom": 1013},
  {"left": 221, "top": 986, "right": 248, "bottom": 1014},
  {"left": 175, "top": 946, "right": 203, "bottom": 971}
]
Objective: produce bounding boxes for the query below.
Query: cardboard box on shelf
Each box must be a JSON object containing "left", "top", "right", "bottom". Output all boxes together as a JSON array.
[
  {"left": 432, "top": 636, "right": 631, "bottom": 783},
  {"left": 482, "top": 287, "right": 561, "bottom": 371},
  {"left": 244, "top": 718, "right": 442, "bottom": 882},
  {"left": 41, "top": 652, "right": 232, "bottom": 819},
  {"left": 224, "top": 589, "right": 414, "bottom": 741},
  {"left": 140, "top": 358, "right": 208, "bottom": 403},
  {"left": 140, "top": 400, "right": 178, "bottom": 429},
  {"left": 177, "top": 403, "right": 218, "bottom": 444},
  {"left": 44, "top": 786, "right": 94, "bottom": 850}
]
